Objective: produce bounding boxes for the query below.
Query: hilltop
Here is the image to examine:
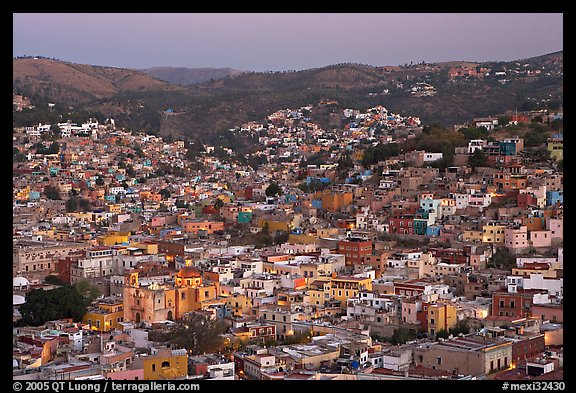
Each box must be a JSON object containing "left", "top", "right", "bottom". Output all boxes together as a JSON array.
[
  {"left": 13, "top": 52, "right": 562, "bottom": 146},
  {"left": 13, "top": 57, "right": 183, "bottom": 105},
  {"left": 139, "top": 66, "right": 244, "bottom": 86}
]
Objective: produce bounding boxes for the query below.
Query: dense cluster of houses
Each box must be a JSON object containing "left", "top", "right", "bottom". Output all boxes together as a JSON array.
[{"left": 13, "top": 101, "right": 563, "bottom": 381}]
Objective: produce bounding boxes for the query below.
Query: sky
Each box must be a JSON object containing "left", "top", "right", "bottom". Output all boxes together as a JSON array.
[{"left": 13, "top": 13, "right": 563, "bottom": 72}]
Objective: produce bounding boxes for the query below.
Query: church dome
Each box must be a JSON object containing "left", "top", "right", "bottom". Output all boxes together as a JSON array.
[
  {"left": 176, "top": 266, "right": 201, "bottom": 279},
  {"left": 13, "top": 276, "right": 29, "bottom": 288}
]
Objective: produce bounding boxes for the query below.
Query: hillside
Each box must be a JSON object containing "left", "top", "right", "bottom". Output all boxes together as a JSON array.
[
  {"left": 13, "top": 57, "right": 182, "bottom": 106},
  {"left": 139, "top": 66, "right": 244, "bottom": 85},
  {"left": 13, "top": 52, "right": 562, "bottom": 145}
]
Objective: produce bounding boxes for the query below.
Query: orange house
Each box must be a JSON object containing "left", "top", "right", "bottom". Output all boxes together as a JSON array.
[{"left": 183, "top": 220, "right": 224, "bottom": 234}]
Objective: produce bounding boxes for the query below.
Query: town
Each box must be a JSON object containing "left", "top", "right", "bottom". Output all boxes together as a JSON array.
[{"left": 13, "top": 98, "right": 563, "bottom": 381}]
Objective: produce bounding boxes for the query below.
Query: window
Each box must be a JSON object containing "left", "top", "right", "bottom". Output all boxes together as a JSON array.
[
  {"left": 437, "top": 357, "right": 442, "bottom": 365},
  {"left": 510, "top": 300, "right": 515, "bottom": 309},
  {"left": 499, "top": 300, "right": 505, "bottom": 308},
  {"left": 152, "top": 364, "right": 156, "bottom": 372}
]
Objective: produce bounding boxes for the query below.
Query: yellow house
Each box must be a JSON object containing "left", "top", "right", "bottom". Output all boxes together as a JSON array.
[
  {"left": 106, "top": 204, "right": 123, "bottom": 214},
  {"left": 143, "top": 349, "right": 188, "bottom": 380},
  {"left": 330, "top": 275, "right": 372, "bottom": 308},
  {"left": 15, "top": 186, "right": 30, "bottom": 200},
  {"left": 99, "top": 232, "right": 131, "bottom": 246},
  {"left": 83, "top": 300, "right": 124, "bottom": 332},
  {"left": 225, "top": 293, "right": 253, "bottom": 317},
  {"left": 427, "top": 302, "right": 457, "bottom": 336},
  {"left": 316, "top": 228, "right": 339, "bottom": 238},
  {"left": 482, "top": 224, "right": 506, "bottom": 244},
  {"left": 259, "top": 219, "right": 290, "bottom": 232},
  {"left": 320, "top": 191, "right": 353, "bottom": 213},
  {"left": 547, "top": 136, "right": 563, "bottom": 161},
  {"left": 463, "top": 230, "right": 483, "bottom": 243},
  {"left": 129, "top": 241, "right": 159, "bottom": 255},
  {"left": 307, "top": 278, "right": 331, "bottom": 306},
  {"left": 288, "top": 233, "right": 318, "bottom": 244}
]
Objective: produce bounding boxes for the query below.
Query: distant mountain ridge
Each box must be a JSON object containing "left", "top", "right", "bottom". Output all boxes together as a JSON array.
[{"left": 139, "top": 66, "right": 244, "bottom": 85}]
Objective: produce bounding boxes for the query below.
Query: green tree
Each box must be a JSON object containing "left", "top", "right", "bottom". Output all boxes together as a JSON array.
[
  {"left": 167, "top": 313, "right": 227, "bottom": 355},
  {"left": 468, "top": 149, "right": 489, "bottom": 171},
  {"left": 44, "top": 275, "right": 65, "bottom": 286},
  {"left": 435, "top": 329, "right": 449, "bottom": 340},
  {"left": 51, "top": 124, "right": 61, "bottom": 137},
  {"left": 16, "top": 285, "right": 91, "bottom": 326},
  {"left": 66, "top": 197, "right": 79, "bottom": 212},
  {"left": 265, "top": 182, "right": 282, "bottom": 197},
  {"left": 390, "top": 327, "right": 416, "bottom": 345},
  {"left": 48, "top": 141, "right": 60, "bottom": 154},
  {"left": 159, "top": 188, "right": 171, "bottom": 200},
  {"left": 73, "top": 279, "right": 100, "bottom": 303},
  {"left": 274, "top": 230, "right": 290, "bottom": 245},
  {"left": 44, "top": 185, "right": 61, "bottom": 200},
  {"left": 95, "top": 176, "right": 105, "bottom": 186},
  {"left": 491, "top": 247, "right": 516, "bottom": 270},
  {"left": 214, "top": 198, "right": 225, "bottom": 210},
  {"left": 79, "top": 198, "right": 91, "bottom": 212},
  {"left": 449, "top": 318, "right": 471, "bottom": 336}
]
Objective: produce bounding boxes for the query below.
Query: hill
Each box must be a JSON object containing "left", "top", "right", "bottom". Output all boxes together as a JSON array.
[
  {"left": 13, "top": 52, "right": 563, "bottom": 146},
  {"left": 13, "top": 57, "right": 182, "bottom": 106},
  {"left": 139, "top": 66, "right": 244, "bottom": 85}
]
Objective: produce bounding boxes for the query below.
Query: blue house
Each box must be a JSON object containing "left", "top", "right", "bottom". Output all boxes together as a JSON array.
[
  {"left": 546, "top": 191, "right": 563, "bottom": 206},
  {"left": 426, "top": 225, "right": 441, "bottom": 237}
]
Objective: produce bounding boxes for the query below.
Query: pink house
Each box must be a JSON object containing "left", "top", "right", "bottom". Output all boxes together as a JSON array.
[
  {"left": 504, "top": 226, "right": 528, "bottom": 253},
  {"left": 104, "top": 368, "right": 144, "bottom": 380},
  {"left": 530, "top": 230, "right": 552, "bottom": 248},
  {"left": 401, "top": 298, "right": 422, "bottom": 325},
  {"left": 531, "top": 303, "right": 563, "bottom": 323},
  {"left": 546, "top": 218, "right": 563, "bottom": 240}
]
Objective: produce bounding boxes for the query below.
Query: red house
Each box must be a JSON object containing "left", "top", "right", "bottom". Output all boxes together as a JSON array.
[
  {"left": 338, "top": 237, "right": 373, "bottom": 266},
  {"left": 387, "top": 216, "right": 414, "bottom": 235},
  {"left": 491, "top": 289, "right": 547, "bottom": 319}
]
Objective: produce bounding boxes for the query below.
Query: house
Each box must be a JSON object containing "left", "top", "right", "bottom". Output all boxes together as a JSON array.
[
  {"left": 82, "top": 298, "right": 124, "bottom": 332},
  {"left": 141, "top": 348, "right": 188, "bottom": 380},
  {"left": 413, "top": 332, "right": 513, "bottom": 377}
]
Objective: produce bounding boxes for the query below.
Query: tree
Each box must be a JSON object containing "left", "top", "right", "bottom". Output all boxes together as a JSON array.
[
  {"left": 167, "top": 313, "right": 227, "bottom": 355},
  {"left": 214, "top": 198, "right": 225, "bottom": 210},
  {"left": 44, "top": 185, "right": 61, "bottom": 200},
  {"left": 51, "top": 124, "right": 61, "bottom": 137},
  {"left": 44, "top": 275, "right": 65, "bottom": 286},
  {"left": 159, "top": 188, "right": 171, "bottom": 200},
  {"left": 16, "top": 285, "right": 92, "bottom": 326},
  {"left": 48, "top": 141, "right": 60, "bottom": 154},
  {"left": 66, "top": 197, "right": 79, "bottom": 212},
  {"left": 274, "top": 230, "right": 290, "bottom": 245},
  {"left": 95, "top": 176, "right": 105, "bottom": 186},
  {"left": 449, "top": 318, "right": 471, "bottom": 336},
  {"left": 435, "top": 329, "right": 449, "bottom": 340},
  {"left": 491, "top": 247, "right": 516, "bottom": 270},
  {"left": 73, "top": 279, "right": 100, "bottom": 303},
  {"left": 79, "top": 198, "right": 91, "bottom": 212},
  {"left": 390, "top": 327, "right": 416, "bottom": 345},
  {"left": 265, "top": 182, "right": 282, "bottom": 197},
  {"left": 468, "top": 149, "right": 489, "bottom": 171}
]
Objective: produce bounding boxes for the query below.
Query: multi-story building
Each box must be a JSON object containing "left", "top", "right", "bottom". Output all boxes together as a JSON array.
[
  {"left": 414, "top": 333, "right": 513, "bottom": 377},
  {"left": 13, "top": 240, "right": 89, "bottom": 284},
  {"left": 337, "top": 237, "right": 372, "bottom": 266}
]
